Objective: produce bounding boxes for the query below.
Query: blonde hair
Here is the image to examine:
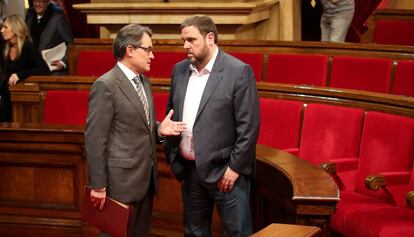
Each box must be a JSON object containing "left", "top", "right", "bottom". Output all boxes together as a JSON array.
[{"left": 3, "top": 15, "right": 32, "bottom": 60}]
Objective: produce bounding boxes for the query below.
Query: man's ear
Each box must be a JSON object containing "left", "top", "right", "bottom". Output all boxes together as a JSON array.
[
  {"left": 206, "top": 32, "right": 215, "bottom": 46},
  {"left": 125, "top": 45, "right": 135, "bottom": 58}
]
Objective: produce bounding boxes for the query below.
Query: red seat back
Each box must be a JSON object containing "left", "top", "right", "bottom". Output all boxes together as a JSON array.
[
  {"left": 43, "top": 90, "right": 89, "bottom": 125},
  {"left": 299, "top": 104, "right": 364, "bottom": 164},
  {"left": 145, "top": 51, "right": 186, "bottom": 78},
  {"left": 265, "top": 53, "right": 328, "bottom": 86},
  {"left": 392, "top": 60, "right": 414, "bottom": 97},
  {"left": 77, "top": 51, "right": 115, "bottom": 77},
  {"left": 330, "top": 56, "right": 392, "bottom": 93},
  {"left": 153, "top": 92, "right": 169, "bottom": 122},
  {"left": 229, "top": 52, "right": 264, "bottom": 81},
  {"left": 375, "top": 20, "right": 414, "bottom": 46},
  {"left": 258, "top": 98, "right": 303, "bottom": 152}
]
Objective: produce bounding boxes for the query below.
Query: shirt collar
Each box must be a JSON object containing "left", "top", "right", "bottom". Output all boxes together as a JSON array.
[
  {"left": 189, "top": 47, "right": 219, "bottom": 74},
  {"left": 117, "top": 61, "right": 139, "bottom": 80}
]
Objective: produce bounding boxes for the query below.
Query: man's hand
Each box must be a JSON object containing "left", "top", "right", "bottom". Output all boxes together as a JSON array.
[
  {"left": 159, "top": 109, "right": 187, "bottom": 136},
  {"left": 90, "top": 188, "right": 106, "bottom": 210},
  {"left": 218, "top": 166, "right": 239, "bottom": 192},
  {"left": 51, "top": 60, "right": 65, "bottom": 71}
]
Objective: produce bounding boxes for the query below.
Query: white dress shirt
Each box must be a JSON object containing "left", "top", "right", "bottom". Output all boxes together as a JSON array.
[{"left": 179, "top": 48, "right": 218, "bottom": 160}]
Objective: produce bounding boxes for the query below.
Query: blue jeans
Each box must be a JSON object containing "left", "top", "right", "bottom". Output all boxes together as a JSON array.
[{"left": 181, "top": 162, "right": 252, "bottom": 237}]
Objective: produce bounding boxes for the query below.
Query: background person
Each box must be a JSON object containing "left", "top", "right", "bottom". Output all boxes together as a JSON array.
[
  {"left": 0, "top": 14, "right": 49, "bottom": 122},
  {"left": 320, "top": 0, "right": 355, "bottom": 42},
  {"left": 25, "top": 0, "right": 73, "bottom": 73}
]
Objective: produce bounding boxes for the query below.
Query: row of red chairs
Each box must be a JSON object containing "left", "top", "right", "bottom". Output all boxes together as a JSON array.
[
  {"left": 43, "top": 90, "right": 414, "bottom": 236},
  {"left": 75, "top": 50, "right": 414, "bottom": 98},
  {"left": 259, "top": 97, "right": 414, "bottom": 237}
]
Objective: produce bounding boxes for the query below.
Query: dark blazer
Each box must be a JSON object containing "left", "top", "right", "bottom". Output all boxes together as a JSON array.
[
  {"left": 85, "top": 65, "right": 158, "bottom": 203},
  {"left": 0, "top": 40, "right": 49, "bottom": 122},
  {"left": 165, "top": 49, "right": 260, "bottom": 187},
  {"left": 26, "top": 3, "right": 74, "bottom": 67}
]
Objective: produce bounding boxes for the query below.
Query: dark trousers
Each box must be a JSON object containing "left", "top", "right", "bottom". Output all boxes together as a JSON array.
[{"left": 181, "top": 160, "right": 252, "bottom": 237}]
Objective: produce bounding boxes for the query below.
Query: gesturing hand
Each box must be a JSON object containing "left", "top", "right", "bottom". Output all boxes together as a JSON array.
[{"left": 159, "top": 109, "right": 187, "bottom": 136}]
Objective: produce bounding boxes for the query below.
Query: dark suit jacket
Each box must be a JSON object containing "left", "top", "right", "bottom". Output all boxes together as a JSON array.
[
  {"left": 85, "top": 65, "right": 158, "bottom": 203},
  {"left": 165, "top": 49, "right": 260, "bottom": 188},
  {"left": 26, "top": 3, "right": 74, "bottom": 67}
]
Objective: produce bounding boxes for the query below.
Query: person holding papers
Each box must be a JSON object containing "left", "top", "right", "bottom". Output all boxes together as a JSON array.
[
  {"left": 25, "top": 0, "right": 73, "bottom": 73},
  {"left": 0, "top": 15, "right": 49, "bottom": 122}
]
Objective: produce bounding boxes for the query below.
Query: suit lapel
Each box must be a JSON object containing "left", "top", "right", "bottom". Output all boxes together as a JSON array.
[
  {"left": 116, "top": 66, "right": 150, "bottom": 130},
  {"left": 177, "top": 63, "right": 191, "bottom": 121},
  {"left": 195, "top": 50, "right": 224, "bottom": 120}
]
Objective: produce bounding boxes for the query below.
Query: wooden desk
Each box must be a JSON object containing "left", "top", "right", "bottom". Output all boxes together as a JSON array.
[{"left": 251, "top": 223, "right": 320, "bottom": 237}]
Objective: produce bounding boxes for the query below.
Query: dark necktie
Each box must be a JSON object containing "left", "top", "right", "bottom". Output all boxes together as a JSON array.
[{"left": 132, "top": 76, "right": 150, "bottom": 125}]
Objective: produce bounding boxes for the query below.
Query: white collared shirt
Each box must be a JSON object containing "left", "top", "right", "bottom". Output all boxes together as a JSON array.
[
  {"left": 179, "top": 48, "right": 219, "bottom": 160},
  {"left": 117, "top": 61, "right": 149, "bottom": 102}
]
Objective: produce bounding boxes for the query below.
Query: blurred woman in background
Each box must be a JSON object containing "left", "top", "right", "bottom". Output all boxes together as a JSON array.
[{"left": 0, "top": 15, "right": 49, "bottom": 121}]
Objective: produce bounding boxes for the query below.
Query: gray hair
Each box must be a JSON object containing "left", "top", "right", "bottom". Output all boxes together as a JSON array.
[{"left": 113, "top": 24, "right": 152, "bottom": 60}]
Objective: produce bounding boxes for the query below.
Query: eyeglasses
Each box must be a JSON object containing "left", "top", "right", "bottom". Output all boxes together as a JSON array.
[{"left": 138, "top": 46, "right": 153, "bottom": 55}]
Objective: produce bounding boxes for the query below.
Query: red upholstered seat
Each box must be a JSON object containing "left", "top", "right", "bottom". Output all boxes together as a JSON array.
[
  {"left": 77, "top": 51, "right": 115, "bottom": 76},
  {"left": 43, "top": 90, "right": 89, "bottom": 125},
  {"left": 355, "top": 112, "right": 414, "bottom": 201},
  {"left": 145, "top": 51, "right": 186, "bottom": 78},
  {"left": 299, "top": 104, "right": 364, "bottom": 190},
  {"left": 258, "top": 98, "right": 303, "bottom": 155},
  {"left": 393, "top": 60, "right": 414, "bottom": 97},
  {"left": 265, "top": 53, "right": 328, "bottom": 86},
  {"left": 330, "top": 56, "right": 392, "bottom": 93},
  {"left": 229, "top": 52, "right": 264, "bottom": 81},
  {"left": 375, "top": 19, "right": 414, "bottom": 46},
  {"left": 152, "top": 92, "right": 169, "bottom": 122},
  {"left": 330, "top": 112, "right": 414, "bottom": 236}
]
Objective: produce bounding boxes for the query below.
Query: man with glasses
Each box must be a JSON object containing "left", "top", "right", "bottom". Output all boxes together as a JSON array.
[
  {"left": 85, "top": 24, "right": 186, "bottom": 237},
  {"left": 25, "top": 0, "right": 73, "bottom": 73}
]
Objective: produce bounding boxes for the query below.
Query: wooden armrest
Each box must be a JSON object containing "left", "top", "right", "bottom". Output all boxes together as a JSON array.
[
  {"left": 365, "top": 172, "right": 411, "bottom": 191},
  {"left": 320, "top": 158, "right": 359, "bottom": 174},
  {"left": 407, "top": 191, "right": 414, "bottom": 208},
  {"left": 365, "top": 175, "right": 386, "bottom": 190},
  {"left": 320, "top": 162, "right": 336, "bottom": 174}
]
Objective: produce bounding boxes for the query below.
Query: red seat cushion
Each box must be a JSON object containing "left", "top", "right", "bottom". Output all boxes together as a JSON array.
[
  {"left": 330, "top": 56, "right": 392, "bottom": 93},
  {"left": 375, "top": 19, "right": 414, "bottom": 46},
  {"left": 229, "top": 52, "right": 263, "bottom": 81},
  {"left": 393, "top": 60, "right": 414, "bottom": 97},
  {"left": 258, "top": 98, "right": 303, "bottom": 152},
  {"left": 43, "top": 90, "right": 89, "bottom": 125},
  {"left": 77, "top": 51, "right": 115, "bottom": 77},
  {"left": 265, "top": 53, "right": 328, "bottom": 86},
  {"left": 345, "top": 206, "right": 414, "bottom": 237},
  {"left": 145, "top": 51, "right": 186, "bottom": 78},
  {"left": 330, "top": 191, "right": 391, "bottom": 236}
]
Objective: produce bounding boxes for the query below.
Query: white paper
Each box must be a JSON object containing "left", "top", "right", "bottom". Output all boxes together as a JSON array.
[{"left": 41, "top": 42, "right": 67, "bottom": 71}]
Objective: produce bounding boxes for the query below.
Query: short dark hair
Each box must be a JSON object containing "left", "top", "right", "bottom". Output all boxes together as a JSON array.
[
  {"left": 113, "top": 24, "right": 152, "bottom": 60},
  {"left": 180, "top": 15, "right": 218, "bottom": 44}
]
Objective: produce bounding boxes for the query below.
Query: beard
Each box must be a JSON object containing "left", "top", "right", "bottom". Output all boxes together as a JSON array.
[{"left": 187, "top": 43, "right": 210, "bottom": 68}]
